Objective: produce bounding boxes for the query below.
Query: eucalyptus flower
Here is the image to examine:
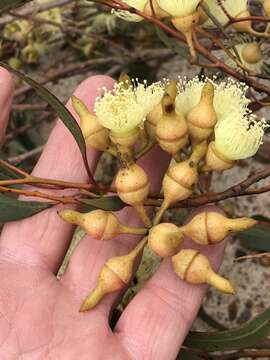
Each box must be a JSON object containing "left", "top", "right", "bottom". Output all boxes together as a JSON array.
[
  {"left": 176, "top": 77, "right": 250, "bottom": 121},
  {"left": 94, "top": 79, "right": 164, "bottom": 147},
  {"left": 214, "top": 113, "right": 268, "bottom": 160}
]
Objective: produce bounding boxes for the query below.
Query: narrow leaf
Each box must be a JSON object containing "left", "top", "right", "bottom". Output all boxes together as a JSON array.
[
  {"left": 0, "top": 0, "right": 31, "bottom": 15},
  {"left": 0, "top": 194, "right": 52, "bottom": 222},
  {"left": 0, "top": 62, "right": 94, "bottom": 183},
  {"left": 238, "top": 223, "right": 270, "bottom": 252},
  {"left": 184, "top": 306, "right": 270, "bottom": 351},
  {"left": 81, "top": 196, "right": 125, "bottom": 212}
]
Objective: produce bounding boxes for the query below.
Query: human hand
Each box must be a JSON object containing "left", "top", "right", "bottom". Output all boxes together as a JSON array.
[{"left": 0, "top": 69, "right": 225, "bottom": 359}]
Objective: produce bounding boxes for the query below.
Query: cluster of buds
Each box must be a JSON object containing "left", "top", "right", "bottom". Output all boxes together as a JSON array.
[
  {"left": 3, "top": 0, "right": 63, "bottom": 64},
  {"left": 57, "top": 72, "right": 267, "bottom": 311},
  {"left": 113, "top": 0, "right": 270, "bottom": 58},
  {"left": 60, "top": 207, "right": 257, "bottom": 310}
]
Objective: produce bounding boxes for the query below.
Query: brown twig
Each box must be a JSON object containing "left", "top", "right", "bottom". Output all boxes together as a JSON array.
[
  {"left": 0, "top": 185, "right": 79, "bottom": 204},
  {"left": 8, "top": 146, "right": 44, "bottom": 165},
  {"left": 104, "top": 0, "right": 270, "bottom": 96}
]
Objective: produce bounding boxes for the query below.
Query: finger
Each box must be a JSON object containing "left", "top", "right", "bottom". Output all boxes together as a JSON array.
[
  {"left": 61, "top": 145, "right": 170, "bottom": 314},
  {"left": 0, "top": 75, "right": 115, "bottom": 273},
  {"left": 115, "top": 206, "right": 227, "bottom": 360},
  {"left": 0, "top": 67, "right": 14, "bottom": 143}
]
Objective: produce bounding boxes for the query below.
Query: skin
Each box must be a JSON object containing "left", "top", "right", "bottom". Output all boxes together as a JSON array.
[{"left": 0, "top": 68, "right": 226, "bottom": 359}]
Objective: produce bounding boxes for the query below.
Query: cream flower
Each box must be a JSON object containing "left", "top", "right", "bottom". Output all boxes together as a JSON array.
[
  {"left": 94, "top": 80, "right": 164, "bottom": 134},
  {"left": 204, "top": 0, "right": 248, "bottom": 27},
  {"left": 176, "top": 77, "right": 250, "bottom": 121},
  {"left": 113, "top": 0, "right": 148, "bottom": 22},
  {"left": 157, "top": 0, "right": 201, "bottom": 17},
  {"left": 214, "top": 113, "right": 268, "bottom": 160}
]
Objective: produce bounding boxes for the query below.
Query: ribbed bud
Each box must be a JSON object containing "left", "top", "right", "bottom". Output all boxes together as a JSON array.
[
  {"left": 172, "top": 249, "right": 235, "bottom": 294},
  {"left": 80, "top": 238, "right": 147, "bottom": 311},
  {"left": 148, "top": 223, "right": 183, "bottom": 257},
  {"left": 155, "top": 93, "right": 188, "bottom": 156},
  {"left": 72, "top": 96, "right": 110, "bottom": 151},
  {"left": 115, "top": 162, "right": 151, "bottom": 228},
  {"left": 180, "top": 211, "right": 258, "bottom": 245},
  {"left": 154, "top": 141, "right": 207, "bottom": 225},
  {"left": 58, "top": 209, "right": 147, "bottom": 240},
  {"left": 187, "top": 82, "right": 217, "bottom": 145},
  {"left": 146, "top": 80, "right": 177, "bottom": 139},
  {"left": 202, "top": 141, "right": 235, "bottom": 172}
]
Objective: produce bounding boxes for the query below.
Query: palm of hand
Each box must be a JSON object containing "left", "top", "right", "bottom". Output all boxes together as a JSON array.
[{"left": 0, "top": 69, "right": 224, "bottom": 360}]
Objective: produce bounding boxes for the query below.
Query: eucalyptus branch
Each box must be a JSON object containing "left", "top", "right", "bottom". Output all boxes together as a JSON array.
[{"left": 104, "top": 0, "right": 270, "bottom": 96}]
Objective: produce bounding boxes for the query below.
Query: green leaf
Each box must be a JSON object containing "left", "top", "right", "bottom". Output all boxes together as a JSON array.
[
  {"left": 0, "top": 194, "right": 52, "bottom": 222},
  {"left": 0, "top": 0, "right": 31, "bottom": 15},
  {"left": 0, "top": 62, "right": 94, "bottom": 183},
  {"left": 81, "top": 196, "right": 125, "bottom": 212},
  {"left": 238, "top": 223, "right": 270, "bottom": 252},
  {"left": 184, "top": 306, "right": 270, "bottom": 351}
]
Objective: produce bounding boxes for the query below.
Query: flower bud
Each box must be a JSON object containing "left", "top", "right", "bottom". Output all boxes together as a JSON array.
[
  {"left": 72, "top": 96, "right": 110, "bottom": 151},
  {"left": 155, "top": 93, "right": 188, "bottom": 156},
  {"left": 80, "top": 237, "right": 147, "bottom": 311},
  {"left": 154, "top": 141, "right": 207, "bottom": 225},
  {"left": 58, "top": 209, "right": 147, "bottom": 240},
  {"left": 148, "top": 223, "right": 183, "bottom": 257},
  {"left": 180, "top": 211, "right": 258, "bottom": 245},
  {"left": 202, "top": 141, "right": 235, "bottom": 172},
  {"left": 146, "top": 80, "right": 177, "bottom": 139},
  {"left": 115, "top": 162, "right": 152, "bottom": 228},
  {"left": 172, "top": 249, "right": 235, "bottom": 294},
  {"left": 187, "top": 82, "right": 217, "bottom": 145}
]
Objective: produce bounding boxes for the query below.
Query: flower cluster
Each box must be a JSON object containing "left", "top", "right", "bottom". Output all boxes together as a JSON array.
[
  {"left": 176, "top": 76, "right": 268, "bottom": 161},
  {"left": 64, "top": 72, "right": 269, "bottom": 311}
]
